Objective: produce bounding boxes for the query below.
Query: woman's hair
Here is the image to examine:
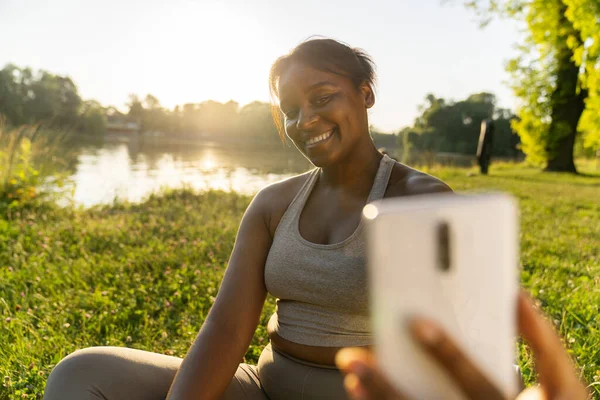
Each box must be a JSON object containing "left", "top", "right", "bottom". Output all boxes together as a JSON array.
[{"left": 269, "top": 38, "right": 377, "bottom": 139}]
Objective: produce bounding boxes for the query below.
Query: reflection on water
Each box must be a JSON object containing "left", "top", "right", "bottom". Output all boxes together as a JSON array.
[{"left": 70, "top": 139, "right": 312, "bottom": 207}]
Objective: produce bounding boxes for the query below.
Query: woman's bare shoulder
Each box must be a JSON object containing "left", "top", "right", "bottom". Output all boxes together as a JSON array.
[
  {"left": 386, "top": 162, "right": 452, "bottom": 198},
  {"left": 257, "top": 170, "right": 314, "bottom": 205},
  {"left": 253, "top": 170, "right": 315, "bottom": 236}
]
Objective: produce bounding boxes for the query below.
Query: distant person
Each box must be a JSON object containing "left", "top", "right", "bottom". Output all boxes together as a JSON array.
[
  {"left": 43, "top": 39, "right": 588, "bottom": 400},
  {"left": 477, "top": 119, "right": 495, "bottom": 174}
]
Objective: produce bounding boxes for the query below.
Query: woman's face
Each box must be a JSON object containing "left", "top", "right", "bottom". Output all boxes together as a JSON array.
[{"left": 277, "top": 61, "right": 374, "bottom": 167}]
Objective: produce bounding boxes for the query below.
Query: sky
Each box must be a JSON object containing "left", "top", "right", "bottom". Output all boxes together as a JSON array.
[{"left": 0, "top": 0, "right": 523, "bottom": 133}]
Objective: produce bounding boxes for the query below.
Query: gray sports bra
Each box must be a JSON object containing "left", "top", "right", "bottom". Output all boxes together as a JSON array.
[{"left": 264, "top": 154, "right": 396, "bottom": 347}]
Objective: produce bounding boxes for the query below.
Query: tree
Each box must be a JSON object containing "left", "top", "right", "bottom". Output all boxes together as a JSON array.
[
  {"left": 181, "top": 103, "right": 199, "bottom": 135},
  {"left": 465, "top": 0, "right": 600, "bottom": 172},
  {"left": 144, "top": 94, "right": 160, "bottom": 110},
  {"left": 238, "top": 101, "right": 278, "bottom": 141},
  {"left": 170, "top": 105, "right": 183, "bottom": 136},
  {"left": 196, "top": 100, "right": 239, "bottom": 136},
  {"left": 132, "top": 93, "right": 171, "bottom": 135},
  {"left": 566, "top": 0, "right": 600, "bottom": 153},
  {"left": 0, "top": 64, "right": 82, "bottom": 129},
  {"left": 26, "top": 71, "right": 82, "bottom": 128},
  {"left": 79, "top": 100, "right": 106, "bottom": 136},
  {"left": 403, "top": 92, "right": 519, "bottom": 157},
  {"left": 127, "top": 94, "right": 144, "bottom": 122},
  {"left": 397, "top": 127, "right": 419, "bottom": 164},
  {"left": 0, "top": 64, "right": 33, "bottom": 126}
]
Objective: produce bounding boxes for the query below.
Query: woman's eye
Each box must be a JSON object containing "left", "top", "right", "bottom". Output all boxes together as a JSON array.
[
  {"left": 284, "top": 110, "right": 298, "bottom": 119},
  {"left": 314, "top": 95, "right": 332, "bottom": 106}
]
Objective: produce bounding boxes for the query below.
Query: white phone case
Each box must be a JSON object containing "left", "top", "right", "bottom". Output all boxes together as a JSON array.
[{"left": 364, "top": 193, "right": 519, "bottom": 400}]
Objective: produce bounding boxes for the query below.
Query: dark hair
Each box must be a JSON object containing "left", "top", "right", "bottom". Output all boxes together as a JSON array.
[{"left": 269, "top": 38, "right": 377, "bottom": 139}]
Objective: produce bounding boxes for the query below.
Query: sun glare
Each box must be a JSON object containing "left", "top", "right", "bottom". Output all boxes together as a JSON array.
[
  {"left": 202, "top": 157, "right": 217, "bottom": 171},
  {"left": 148, "top": 1, "right": 275, "bottom": 110},
  {"left": 197, "top": 148, "right": 218, "bottom": 171}
]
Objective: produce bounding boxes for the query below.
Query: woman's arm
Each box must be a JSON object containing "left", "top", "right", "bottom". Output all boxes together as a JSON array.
[{"left": 166, "top": 189, "right": 274, "bottom": 400}]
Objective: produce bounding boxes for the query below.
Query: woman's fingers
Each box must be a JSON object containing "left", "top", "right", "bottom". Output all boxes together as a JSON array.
[
  {"left": 336, "top": 347, "right": 407, "bottom": 400},
  {"left": 514, "top": 386, "right": 546, "bottom": 400},
  {"left": 517, "top": 292, "right": 590, "bottom": 400},
  {"left": 337, "top": 292, "right": 590, "bottom": 400},
  {"left": 337, "top": 323, "right": 507, "bottom": 400},
  {"left": 410, "top": 319, "right": 506, "bottom": 400}
]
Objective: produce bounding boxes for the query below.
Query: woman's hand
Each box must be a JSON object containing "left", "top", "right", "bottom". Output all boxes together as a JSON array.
[{"left": 335, "top": 292, "right": 590, "bottom": 400}]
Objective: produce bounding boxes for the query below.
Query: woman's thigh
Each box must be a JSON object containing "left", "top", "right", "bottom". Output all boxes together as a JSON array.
[
  {"left": 258, "top": 344, "right": 349, "bottom": 400},
  {"left": 43, "top": 346, "right": 182, "bottom": 400},
  {"left": 44, "top": 346, "right": 268, "bottom": 400},
  {"left": 222, "top": 362, "right": 269, "bottom": 400}
]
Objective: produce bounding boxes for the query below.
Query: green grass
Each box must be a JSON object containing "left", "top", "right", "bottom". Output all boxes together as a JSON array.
[{"left": 1, "top": 164, "right": 599, "bottom": 398}]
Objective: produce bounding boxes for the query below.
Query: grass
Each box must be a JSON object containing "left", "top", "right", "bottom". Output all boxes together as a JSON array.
[{"left": 1, "top": 164, "right": 599, "bottom": 398}]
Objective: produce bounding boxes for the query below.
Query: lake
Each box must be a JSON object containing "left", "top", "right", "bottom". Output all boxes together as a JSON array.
[{"left": 67, "top": 137, "right": 313, "bottom": 207}]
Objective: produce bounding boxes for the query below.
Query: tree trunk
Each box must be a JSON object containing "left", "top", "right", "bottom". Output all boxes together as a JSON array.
[
  {"left": 545, "top": 7, "right": 587, "bottom": 173},
  {"left": 545, "top": 56, "right": 585, "bottom": 172}
]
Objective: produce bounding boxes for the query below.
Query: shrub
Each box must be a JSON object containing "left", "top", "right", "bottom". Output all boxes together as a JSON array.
[{"left": 0, "top": 120, "right": 73, "bottom": 212}]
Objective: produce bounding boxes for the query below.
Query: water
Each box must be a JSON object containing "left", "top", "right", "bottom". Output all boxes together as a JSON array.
[{"left": 67, "top": 138, "right": 312, "bottom": 207}]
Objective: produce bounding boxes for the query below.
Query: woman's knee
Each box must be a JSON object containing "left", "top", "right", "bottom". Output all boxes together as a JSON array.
[
  {"left": 44, "top": 346, "right": 181, "bottom": 400},
  {"left": 50, "top": 347, "right": 114, "bottom": 377},
  {"left": 44, "top": 347, "right": 124, "bottom": 399}
]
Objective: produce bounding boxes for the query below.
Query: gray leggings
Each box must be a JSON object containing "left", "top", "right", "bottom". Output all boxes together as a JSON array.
[{"left": 43, "top": 343, "right": 349, "bottom": 400}]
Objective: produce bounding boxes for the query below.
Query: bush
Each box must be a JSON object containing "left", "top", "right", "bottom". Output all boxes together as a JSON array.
[{"left": 0, "top": 121, "right": 73, "bottom": 212}]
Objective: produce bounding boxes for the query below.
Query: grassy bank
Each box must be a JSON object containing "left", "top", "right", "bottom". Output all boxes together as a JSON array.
[{"left": 1, "top": 165, "right": 599, "bottom": 398}]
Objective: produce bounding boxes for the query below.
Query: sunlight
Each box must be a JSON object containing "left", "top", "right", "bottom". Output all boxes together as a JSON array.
[
  {"left": 197, "top": 148, "right": 219, "bottom": 171},
  {"left": 202, "top": 156, "right": 217, "bottom": 171},
  {"left": 148, "top": 1, "right": 275, "bottom": 109}
]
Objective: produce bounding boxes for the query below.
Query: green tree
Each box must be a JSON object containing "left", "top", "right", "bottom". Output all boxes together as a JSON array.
[
  {"left": 136, "top": 94, "right": 170, "bottom": 134},
  {"left": 79, "top": 100, "right": 106, "bottom": 136},
  {"left": 465, "top": 0, "right": 600, "bottom": 172},
  {"left": 398, "top": 127, "right": 419, "bottom": 164},
  {"left": 0, "top": 64, "right": 33, "bottom": 126},
  {"left": 26, "top": 71, "right": 82, "bottom": 128},
  {"left": 0, "top": 64, "right": 82, "bottom": 129},
  {"left": 565, "top": 0, "right": 600, "bottom": 153},
  {"left": 404, "top": 92, "right": 519, "bottom": 157}
]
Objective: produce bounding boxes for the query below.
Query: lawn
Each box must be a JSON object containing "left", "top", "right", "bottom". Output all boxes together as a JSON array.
[{"left": 1, "top": 164, "right": 599, "bottom": 398}]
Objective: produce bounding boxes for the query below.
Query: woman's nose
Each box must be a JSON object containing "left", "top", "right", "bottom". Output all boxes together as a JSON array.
[{"left": 296, "top": 107, "right": 318, "bottom": 131}]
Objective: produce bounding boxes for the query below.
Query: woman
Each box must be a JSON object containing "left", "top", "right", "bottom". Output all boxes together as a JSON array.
[
  {"left": 45, "top": 37, "right": 449, "bottom": 400},
  {"left": 44, "top": 39, "right": 587, "bottom": 400}
]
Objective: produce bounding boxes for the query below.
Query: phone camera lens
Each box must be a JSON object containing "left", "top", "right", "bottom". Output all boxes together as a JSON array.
[{"left": 437, "top": 222, "right": 451, "bottom": 272}]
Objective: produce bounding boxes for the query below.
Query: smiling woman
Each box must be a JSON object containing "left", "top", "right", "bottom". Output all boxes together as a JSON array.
[
  {"left": 269, "top": 39, "right": 377, "bottom": 168},
  {"left": 43, "top": 38, "right": 451, "bottom": 400}
]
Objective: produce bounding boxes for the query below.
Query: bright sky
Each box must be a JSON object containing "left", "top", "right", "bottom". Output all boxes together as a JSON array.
[{"left": 0, "top": 0, "right": 522, "bottom": 133}]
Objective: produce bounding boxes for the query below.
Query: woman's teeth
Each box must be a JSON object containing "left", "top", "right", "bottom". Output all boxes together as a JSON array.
[{"left": 306, "top": 130, "right": 334, "bottom": 146}]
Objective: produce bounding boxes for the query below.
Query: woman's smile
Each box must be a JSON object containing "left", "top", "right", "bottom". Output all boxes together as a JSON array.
[{"left": 304, "top": 127, "right": 337, "bottom": 149}]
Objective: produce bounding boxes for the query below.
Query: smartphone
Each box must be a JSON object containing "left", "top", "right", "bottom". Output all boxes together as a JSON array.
[{"left": 363, "top": 193, "right": 519, "bottom": 400}]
